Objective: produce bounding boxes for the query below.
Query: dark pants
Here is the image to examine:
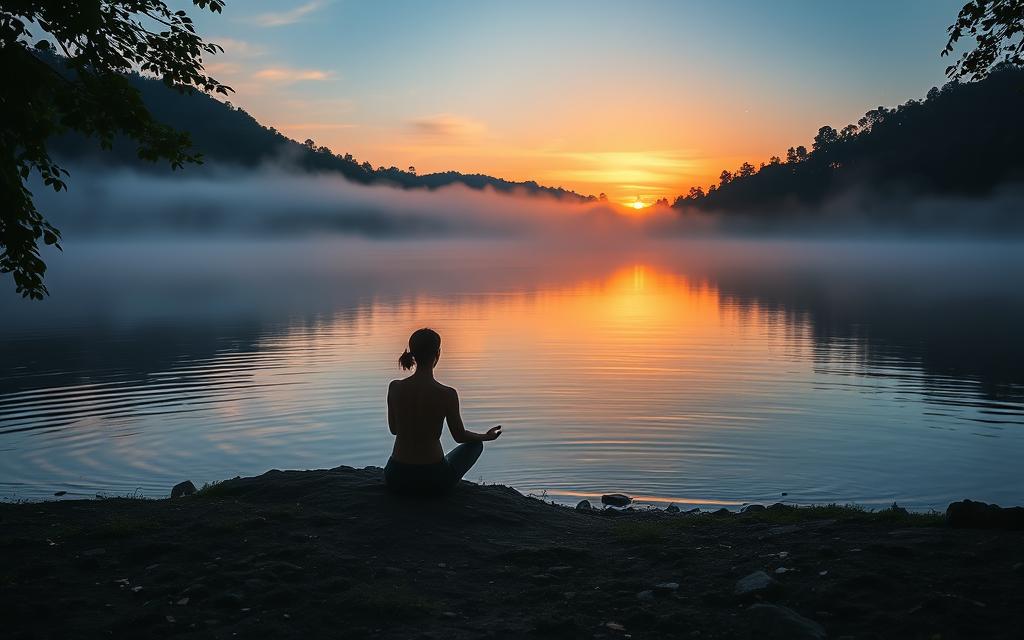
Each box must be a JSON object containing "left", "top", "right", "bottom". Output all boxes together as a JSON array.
[{"left": 384, "top": 441, "right": 483, "bottom": 496}]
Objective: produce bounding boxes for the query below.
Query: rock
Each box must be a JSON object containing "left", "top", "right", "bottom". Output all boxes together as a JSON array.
[
  {"left": 82, "top": 548, "right": 106, "bottom": 557},
  {"left": 384, "top": 566, "right": 404, "bottom": 576},
  {"left": 53, "top": 491, "right": 67, "bottom": 497},
  {"left": 946, "top": 499, "right": 1024, "bottom": 530},
  {"left": 686, "top": 508, "right": 701, "bottom": 514},
  {"left": 171, "top": 480, "right": 197, "bottom": 499},
  {"left": 575, "top": 499, "right": 592, "bottom": 511},
  {"left": 665, "top": 504, "right": 680, "bottom": 513},
  {"left": 742, "top": 504, "right": 766, "bottom": 513},
  {"left": 768, "top": 502, "right": 794, "bottom": 512},
  {"left": 636, "top": 590, "right": 655, "bottom": 602},
  {"left": 602, "top": 494, "right": 631, "bottom": 507},
  {"left": 745, "top": 604, "right": 826, "bottom": 639},
  {"left": 712, "top": 508, "right": 732, "bottom": 516},
  {"left": 654, "top": 582, "right": 680, "bottom": 593},
  {"left": 734, "top": 571, "right": 781, "bottom": 598}
]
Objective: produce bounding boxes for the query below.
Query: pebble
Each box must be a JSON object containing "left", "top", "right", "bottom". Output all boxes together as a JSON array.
[
  {"left": 601, "top": 494, "right": 632, "bottom": 507},
  {"left": 734, "top": 571, "right": 780, "bottom": 597},
  {"left": 636, "top": 590, "right": 655, "bottom": 602},
  {"left": 170, "top": 480, "right": 197, "bottom": 499},
  {"left": 654, "top": 582, "right": 679, "bottom": 592}
]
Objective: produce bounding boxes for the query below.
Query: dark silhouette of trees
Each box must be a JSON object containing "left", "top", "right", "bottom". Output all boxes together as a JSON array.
[
  {"left": 1, "top": 0, "right": 231, "bottom": 299},
  {"left": 674, "top": 65, "right": 1024, "bottom": 214},
  {"left": 944, "top": 0, "right": 1024, "bottom": 80}
]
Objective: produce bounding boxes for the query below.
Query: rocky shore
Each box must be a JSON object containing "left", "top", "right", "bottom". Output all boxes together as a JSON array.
[{"left": 1, "top": 466, "right": 1022, "bottom": 639}]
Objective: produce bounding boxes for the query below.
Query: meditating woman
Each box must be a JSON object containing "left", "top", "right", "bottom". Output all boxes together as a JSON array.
[{"left": 385, "top": 328, "right": 501, "bottom": 495}]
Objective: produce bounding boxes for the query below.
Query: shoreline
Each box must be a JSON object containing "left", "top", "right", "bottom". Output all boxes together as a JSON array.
[{"left": 2, "top": 466, "right": 1022, "bottom": 639}]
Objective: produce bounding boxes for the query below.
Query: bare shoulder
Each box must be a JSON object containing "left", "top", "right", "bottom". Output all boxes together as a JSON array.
[{"left": 436, "top": 382, "right": 458, "bottom": 400}]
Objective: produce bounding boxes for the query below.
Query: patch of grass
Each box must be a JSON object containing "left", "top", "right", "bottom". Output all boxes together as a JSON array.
[
  {"left": 196, "top": 480, "right": 233, "bottom": 498},
  {"left": 738, "top": 502, "right": 944, "bottom": 527}
]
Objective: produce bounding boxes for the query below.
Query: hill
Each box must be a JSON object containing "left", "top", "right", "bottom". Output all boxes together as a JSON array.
[
  {"left": 48, "top": 66, "right": 593, "bottom": 202},
  {"left": 675, "top": 64, "right": 1024, "bottom": 215}
]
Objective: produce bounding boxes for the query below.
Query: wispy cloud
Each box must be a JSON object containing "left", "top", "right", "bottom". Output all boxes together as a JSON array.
[
  {"left": 251, "top": 1, "right": 327, "bottom": 28},
  {"left": 211, "top": 37, "right": 266, "bottom": 58},
  {"left": 253, "top": 67, "right": 331, "bottom": 83},
  {"left": 408, "top": 114, "right": 487, "bottom": 143}
]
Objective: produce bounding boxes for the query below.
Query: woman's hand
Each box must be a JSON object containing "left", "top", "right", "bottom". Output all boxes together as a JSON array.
[{"left": 483, "top": 425, "right": 502, "bottom": 441}]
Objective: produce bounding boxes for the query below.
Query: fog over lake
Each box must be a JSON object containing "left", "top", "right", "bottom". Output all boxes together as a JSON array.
[{"left": 2, "top": 227, "right": 1022, "bottom": 508}]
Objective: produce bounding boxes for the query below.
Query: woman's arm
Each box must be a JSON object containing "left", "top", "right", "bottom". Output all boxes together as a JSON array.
[
  {"left": 386, "top": 380, "right": 398, "bottom": 435},
  {"left": 445, "top": 388, "right": 501, "bottom": 443}
]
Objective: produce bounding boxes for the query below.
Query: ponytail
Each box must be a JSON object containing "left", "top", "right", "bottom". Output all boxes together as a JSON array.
[{"left": 398, "top": 350, "right": 416, "bottom": 370}]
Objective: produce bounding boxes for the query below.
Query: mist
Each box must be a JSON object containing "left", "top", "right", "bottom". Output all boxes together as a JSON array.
[{"left": 34, "top": 161, "right": 1024, "bottom": 242}]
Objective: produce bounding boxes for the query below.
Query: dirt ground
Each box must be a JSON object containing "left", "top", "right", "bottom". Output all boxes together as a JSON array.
[{"left": 1, "top": 466, "right": 1021, "bottom": 639}]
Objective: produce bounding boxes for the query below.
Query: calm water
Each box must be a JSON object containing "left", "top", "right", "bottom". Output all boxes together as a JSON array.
[{"left": 2, "top": 238, "right": 1022, "bottom": 509}]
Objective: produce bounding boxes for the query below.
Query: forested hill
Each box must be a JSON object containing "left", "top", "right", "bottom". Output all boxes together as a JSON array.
[
  {"left": 675, "top": 64, "right": 1024, "bottom": 213},
  {"left": 49, "top": 69, "right": 593, "bottom": 202}
]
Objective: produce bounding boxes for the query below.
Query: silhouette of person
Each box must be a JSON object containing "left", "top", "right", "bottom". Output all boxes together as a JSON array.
[{"left": 385, "top": 328, "right": 501, "bottom": 495}]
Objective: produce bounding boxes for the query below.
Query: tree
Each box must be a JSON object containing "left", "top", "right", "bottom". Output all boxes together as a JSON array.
[
  {"left": 719, "top": 169, "right": 733, "bottom": 186},
  {"left": 686, "top": 186, "right": 705, "bottom": 199},
  {"left": 654, "top": 197, "right": 669, "bottom": 207},
  {"left": 944, "top": 0, "right": 1024, "bottom": 80},
  {"left": 768, "top": 155, "right": 782, "bottom": 166},
  {"left": 812, "top": 126, "right": 839, "bottom": 152},
  {"left": 737, "top": 162, "right": 756, "bottom": 178},
  {"left": 1, "top": 0, "right": 230, "bottom": 299},
  {"left": 598, "top": 192, "right": 608, "bottom": 201}
]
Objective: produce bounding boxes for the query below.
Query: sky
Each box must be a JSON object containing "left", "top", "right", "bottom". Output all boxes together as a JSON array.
[{"left": 183, "top": 0, "right": 966, "bottom": 205}]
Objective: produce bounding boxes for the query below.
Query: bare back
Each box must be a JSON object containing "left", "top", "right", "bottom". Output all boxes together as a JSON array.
[{"left": 387, "top": 375, "right": 457, "bottom": 464}]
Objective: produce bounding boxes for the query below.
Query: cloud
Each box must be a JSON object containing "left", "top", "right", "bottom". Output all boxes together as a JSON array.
[
  {"left": 253, "top": 67, "right": 331, "bottom": 83},
  {"left": 408, "top": 114, "right": 487, "bottom": 142},
  {"left": 211, "top": 37, "right": 266, "bottom": 58},
  {"left": 250, "top": 1, "right": 327, "bottom": 28}
]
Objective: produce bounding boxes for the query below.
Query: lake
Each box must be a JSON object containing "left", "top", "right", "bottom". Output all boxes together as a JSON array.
[{"left": 2, "top": 237, "right": 1022, "bottom": 510}]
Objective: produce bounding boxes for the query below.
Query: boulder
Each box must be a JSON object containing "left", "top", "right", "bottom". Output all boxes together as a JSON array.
[
  {"left": 171, "top": 480, "right": 197, "bottom": 498},
  {"left": 575, "top": 500, "right": 592, "bottom": 511},
  {"left": 601, "top": 493, "right": 631, "bottom": 508},
  {"left": 745, "top": 604, "right": 826, "bottom": 639},
  {"left": 946, "top": 499, "right": 1024, "bottom": 530},
  {"left": 742, "top": 504, "right": 766, "bottom": 513},
  {"left": 665, "top": 504, "right": 680, "bottom": 513},
  {"left": 734, "top": 571, "right": 781, "bottom": 598}
]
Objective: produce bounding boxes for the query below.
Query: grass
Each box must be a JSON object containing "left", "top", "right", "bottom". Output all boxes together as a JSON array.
[{"left": 610, "top": 502, "right": 945, "bottom": 544}]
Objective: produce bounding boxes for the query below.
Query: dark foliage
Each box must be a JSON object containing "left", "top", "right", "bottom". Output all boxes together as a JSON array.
[
  {"left": 1, "top": 1, "right": 231, "bottom": 299},
  {"left": 674, "top": 66, "right": 1024, "bottom": 213},
  {"left": 944, "top": 0, "right": 1024, "bottom": 80}
]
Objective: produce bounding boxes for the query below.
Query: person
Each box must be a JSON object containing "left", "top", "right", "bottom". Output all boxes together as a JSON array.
[{"left": 385, "top": 328, "right": 502, "bottom": 495}]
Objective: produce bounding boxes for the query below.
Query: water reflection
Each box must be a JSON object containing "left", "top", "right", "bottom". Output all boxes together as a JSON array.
[{"left": 1, "top": 239, "right": 1022, "bottom": 508}]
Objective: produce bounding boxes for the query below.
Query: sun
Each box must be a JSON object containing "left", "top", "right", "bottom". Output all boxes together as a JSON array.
[{"left": 631, "top": 200, "right": 646, "bottom": 210}]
